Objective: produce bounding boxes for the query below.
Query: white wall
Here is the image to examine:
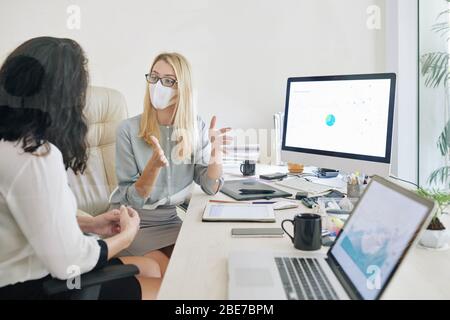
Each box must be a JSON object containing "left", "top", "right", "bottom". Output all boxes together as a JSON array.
[{"left": 0, "top": 0, "right": 387, "bottom": 132}]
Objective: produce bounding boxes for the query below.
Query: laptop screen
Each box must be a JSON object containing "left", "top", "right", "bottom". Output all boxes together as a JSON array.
[{"left": 330, "top": 179, "right": 431, "bottom": 300}]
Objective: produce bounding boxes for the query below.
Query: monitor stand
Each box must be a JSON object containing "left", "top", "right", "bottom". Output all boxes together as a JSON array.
[{"left": 315, "top": 168, "right": 339, "bottom": 178}]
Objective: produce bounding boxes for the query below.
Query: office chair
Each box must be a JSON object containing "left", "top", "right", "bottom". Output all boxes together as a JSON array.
[{"left": 67, "top": 86, "right": 128, "bottom": 216}]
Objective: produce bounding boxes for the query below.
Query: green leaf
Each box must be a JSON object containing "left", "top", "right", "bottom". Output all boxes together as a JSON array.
[
  {"left": 432, "top": 21, "right": 450, "bottom": 40},
  {"left": 417, "top": 187, "right": 450, "bottom": 217},
  {"left": 437, "top": 119, "right": 450, "bottom": 156},
  {"left": 436, "top": 9, "right": 450, "bottom": 22},
  {"left": 428, "top": 166, "right": 450, "bottom": 186},
  {"left": 421, "top": 52, "right": 450, "bottom": 88}
]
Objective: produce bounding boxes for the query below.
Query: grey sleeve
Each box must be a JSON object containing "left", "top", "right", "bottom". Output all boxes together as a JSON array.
[
  {"left": 193, "top": 119, "right": 224, "bottom": 195},
  {"left": 115, "top": 121, "right": 148, "bottom": 208}
]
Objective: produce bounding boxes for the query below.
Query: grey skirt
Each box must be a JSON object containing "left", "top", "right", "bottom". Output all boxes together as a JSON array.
[{"left": 110, "top": 204, "right": 182, "bottom": 256}]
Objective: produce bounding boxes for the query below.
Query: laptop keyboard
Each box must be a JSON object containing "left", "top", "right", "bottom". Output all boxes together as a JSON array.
[{"left": 274, "top": 257, "right": 339, "bottom": 300}]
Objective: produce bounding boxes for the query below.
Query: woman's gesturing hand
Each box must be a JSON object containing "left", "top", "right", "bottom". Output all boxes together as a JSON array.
[
  {"left": 103, "top": 206, "right": 140, "bottom": 259},
  {"left": 90, "top": 209, "right": 121, "bottom": 237},
  {"left": 148, "top": 135, "right": 169, "bottom": 170},
  {"left": 119, "top": 205, "right": 141, "bottom": 245},
  {"left": 208, "top": 116, "right": 232, "bottom": 164},
  {"left": 135, "top": 136, "right": 168, "bottom": 199}
]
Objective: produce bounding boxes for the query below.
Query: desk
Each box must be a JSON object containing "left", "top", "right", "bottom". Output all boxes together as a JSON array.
[{"left": 158, "top": 165, "right": 450, "bottom": 300}]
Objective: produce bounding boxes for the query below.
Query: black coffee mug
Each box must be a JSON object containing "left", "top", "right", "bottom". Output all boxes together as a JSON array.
[
  {"left": 281, "top": 214, "right": 322, "bottom": 251},
  {"left": 240, "top": 160, "right": 256, "bottom": 176}
]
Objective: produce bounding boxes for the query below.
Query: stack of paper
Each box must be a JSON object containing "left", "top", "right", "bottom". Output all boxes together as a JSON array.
[
  {"left": 223, "top": 144, "right": 260, "bottom": 165},
  {"left": 273, "top": 112, "right": 285, "bottom": 165}
]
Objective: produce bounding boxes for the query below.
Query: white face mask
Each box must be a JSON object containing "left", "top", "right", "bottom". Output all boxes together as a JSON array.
[{"left": 149, "top": 81, "right": 176, "bottom": 110}]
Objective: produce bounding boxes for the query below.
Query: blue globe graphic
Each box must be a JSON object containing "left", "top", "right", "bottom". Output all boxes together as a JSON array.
[{"left": 325, "top": 114, "right": 336, "bottom": 127}]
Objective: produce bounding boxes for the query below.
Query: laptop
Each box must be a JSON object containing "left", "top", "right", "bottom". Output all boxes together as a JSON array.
[{"left": 228, "top": 176, "right": 436, "bottom": 300}]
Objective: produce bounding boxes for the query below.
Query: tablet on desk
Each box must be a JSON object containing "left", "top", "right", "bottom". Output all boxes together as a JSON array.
[
  {"left": 202, "top": 202, "right": 276, "bottom": 222},
  {"left": 221, "top": 179, "right": 292, "bottom": 201}
]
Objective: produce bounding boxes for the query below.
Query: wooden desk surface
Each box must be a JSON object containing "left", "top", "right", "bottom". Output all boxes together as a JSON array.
[{"left": 158, "top": 165, "right": 450, "bottom": 300}]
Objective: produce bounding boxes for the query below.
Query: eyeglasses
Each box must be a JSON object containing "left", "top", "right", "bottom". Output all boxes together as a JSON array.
[{"left": 145, "top": 73, "right": 178, "bottom": 88}]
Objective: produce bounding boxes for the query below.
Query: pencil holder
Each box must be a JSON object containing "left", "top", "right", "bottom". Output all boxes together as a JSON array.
[{"left": 347, "top": 183, "right": 360, "bottom": 198}]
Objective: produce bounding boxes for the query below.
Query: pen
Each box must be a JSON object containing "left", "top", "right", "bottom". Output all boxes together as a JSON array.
[
  {"left": 326, "top": 209, "right": 351, "bottom": 215},
  {"left": 252, "top": 201, "right": 276, "bottom": 204},
  {"left": 209, "top": 199, "right": 241, "bottom": 204},
  {"left": 208, "top": 200, "right": 276, "bottom": 205},
  {"left": 239, "top": 189, "right": 276, "bottom": 194}
]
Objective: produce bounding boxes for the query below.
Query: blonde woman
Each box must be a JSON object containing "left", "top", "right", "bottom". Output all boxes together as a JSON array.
[{"left": 111, "top": 53, "right": 231, "bottom": 271}]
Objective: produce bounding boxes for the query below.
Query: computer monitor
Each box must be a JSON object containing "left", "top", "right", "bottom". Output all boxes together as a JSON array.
[{"left": 281, "top": 73, "right": 396, "bottom": 177}]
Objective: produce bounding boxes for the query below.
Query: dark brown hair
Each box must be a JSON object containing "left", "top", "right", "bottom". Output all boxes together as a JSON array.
[{"left": 0, "top": 37, "right": 89, "bottom": 174}]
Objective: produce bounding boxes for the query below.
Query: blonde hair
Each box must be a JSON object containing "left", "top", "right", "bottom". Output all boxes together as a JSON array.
[{"left": 139, "top": 52, "right": 197, "bottom": 161}]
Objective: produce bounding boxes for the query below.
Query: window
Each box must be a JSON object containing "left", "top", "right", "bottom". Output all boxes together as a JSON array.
[{"left": 419, "top": 0, "right": 450, "bottom": 188}]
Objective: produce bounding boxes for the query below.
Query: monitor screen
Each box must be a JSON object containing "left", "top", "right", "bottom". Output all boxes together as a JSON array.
[
  {"left": 330, "top": 179, "right": 430, "bottom": 300},
  {"left": 283, "top": 74, "right": 395, "bottom": 163}
]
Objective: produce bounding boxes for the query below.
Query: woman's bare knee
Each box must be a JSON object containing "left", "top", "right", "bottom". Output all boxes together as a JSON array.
[
  {"left": 118, "top": 256, "right": 162, "bottom": 278},
  {"left": 137, "top": 276, "right": 161, "bottom": 300},
  {"left": 144, "top": 250, "right": 169, "bottom": 276}
]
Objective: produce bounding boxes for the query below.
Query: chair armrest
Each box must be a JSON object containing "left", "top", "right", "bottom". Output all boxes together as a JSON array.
[{"left": 43, "top": 264, "right": 139, "bottom": 296}]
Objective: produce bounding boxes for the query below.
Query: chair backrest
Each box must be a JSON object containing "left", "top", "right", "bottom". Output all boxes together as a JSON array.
[{"left": 67, "top": 86, "right": 128, "bottom": 216}]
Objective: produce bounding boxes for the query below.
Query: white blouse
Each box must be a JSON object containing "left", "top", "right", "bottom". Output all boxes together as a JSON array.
[{"left": 0, "top": 140, "right": 102, "bottom": 287}]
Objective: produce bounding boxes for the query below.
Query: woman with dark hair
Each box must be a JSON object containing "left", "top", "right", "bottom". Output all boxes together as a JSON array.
[{"left": 0, "top": 37, "right": 161, "bottom": 300}]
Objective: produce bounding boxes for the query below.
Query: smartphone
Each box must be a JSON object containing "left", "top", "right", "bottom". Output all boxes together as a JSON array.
[{"left": 231, "top": 228, "right": 284, "bottom": 238}]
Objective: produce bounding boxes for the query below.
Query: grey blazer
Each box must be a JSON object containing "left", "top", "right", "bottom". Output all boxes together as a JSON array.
[{"left": 111, "top": 114, "right": 224, "bottom": 210}]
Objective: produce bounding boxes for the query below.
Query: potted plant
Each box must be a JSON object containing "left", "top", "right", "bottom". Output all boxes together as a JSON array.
[{"left": 417, "top": 189, "right": 450, "bottom": 249}]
